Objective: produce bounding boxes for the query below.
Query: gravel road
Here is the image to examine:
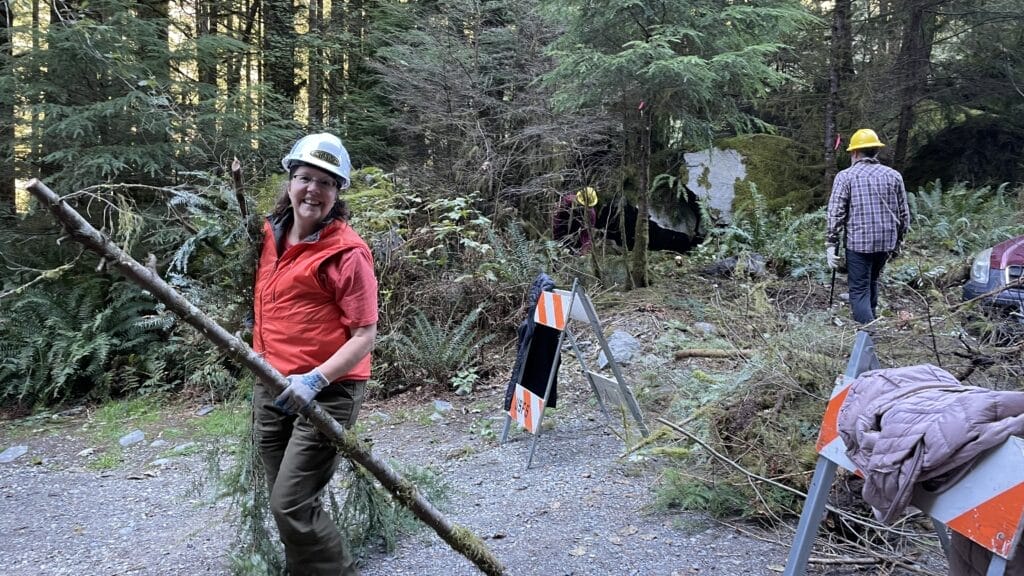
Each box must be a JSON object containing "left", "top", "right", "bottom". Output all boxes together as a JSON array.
[{"left": 0, "top": 386, "right": 944, "bottom": 576}]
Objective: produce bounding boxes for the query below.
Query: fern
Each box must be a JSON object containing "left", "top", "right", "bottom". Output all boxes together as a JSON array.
[
  {"left": 482, "top": 223, "right": 548, "bottom": 284},
  {"left": 0, "top": 271, "right": 188, "bottom": 403},
  {"left": 392, "top": 306, "right": 494, "bottom": 389},
  {"left": 908, "top": 181, "right": 1024, "bottom": 257},
  {"left": 695, "top": 186, "right": 826, "bottom": 278}
]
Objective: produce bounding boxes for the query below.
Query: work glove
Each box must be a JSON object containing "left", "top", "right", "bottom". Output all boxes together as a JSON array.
[
  {"left": 274, "top": 368, "right": 330, "bottom": 415},
  {"left": 889, "top": 244, "right": 902, "bottom": 261},
  {"left": 825, "top": 244, "right": 840, "bottom": 270}
]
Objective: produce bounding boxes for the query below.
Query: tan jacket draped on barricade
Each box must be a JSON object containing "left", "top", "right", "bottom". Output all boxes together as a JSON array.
[
  {"left": 837, "top": 364, "right": 1024, "bottom": 575},
  {"left": 838, "top": 364, "right": 1024, "bottom": 523}
]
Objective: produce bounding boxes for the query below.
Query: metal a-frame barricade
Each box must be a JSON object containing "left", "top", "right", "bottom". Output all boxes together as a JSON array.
[
  {"left": 785, "top": 330, "right": 1024, "bottom": 576},
  {"left": 500, "top": 279, "right": 650, "bottom": 469}
]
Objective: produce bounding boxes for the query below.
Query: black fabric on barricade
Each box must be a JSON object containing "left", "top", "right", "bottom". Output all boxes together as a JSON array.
[
  {"left": 503, "top": 273, "right": 559, "bottom": 410},
  {"left": 518, "top": 324, "right": 560, "bottom": 408}
]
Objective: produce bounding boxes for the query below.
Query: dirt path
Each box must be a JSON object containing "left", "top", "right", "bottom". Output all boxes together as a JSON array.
[{"left": 0, "top": 384, "right": 943, "bottom": 576}]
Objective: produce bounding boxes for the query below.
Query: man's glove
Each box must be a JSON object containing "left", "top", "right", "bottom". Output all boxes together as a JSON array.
[
  {"left": 826, "top": 244, "right": 840, "bottom": 270},
  {"left": 274, "top": 368, "right": 330, "bottom": 415},
  {"left": 889, "top": 243, "right": 902, "bottom": 261}
]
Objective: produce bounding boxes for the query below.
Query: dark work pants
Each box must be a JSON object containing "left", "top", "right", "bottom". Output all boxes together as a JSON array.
[
  {"left": 254, "top": 380, "right": 366, "bottom": 576},
  {"left": 846, "top": 249, "right": 889, "bottom": 324}
]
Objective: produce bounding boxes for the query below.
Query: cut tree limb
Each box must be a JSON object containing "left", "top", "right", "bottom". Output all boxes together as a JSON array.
[
  {"left": 674, "top": 348, "right": 752, "bottom": 360},
  {"left": 25, "top": 178, "right": 505, "bottom": 576}
]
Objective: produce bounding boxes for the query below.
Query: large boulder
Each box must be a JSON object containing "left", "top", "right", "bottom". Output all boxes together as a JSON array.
[
  {"left": 601, "top": 134, "right": 822, "bottom": 252},
  {"left": 902, "top": 117, "right": 1024, "bottom": 190},
  {"left": 690, "top": 134, "right": 823, "bottom": 221}
]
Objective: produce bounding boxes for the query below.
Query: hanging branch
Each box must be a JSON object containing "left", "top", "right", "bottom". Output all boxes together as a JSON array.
[{"left": 25, "top": 178, "right": 505, "bottom": 576}]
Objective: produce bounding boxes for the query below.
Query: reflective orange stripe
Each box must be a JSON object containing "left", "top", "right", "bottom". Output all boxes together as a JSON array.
[
  {"left": 536, "top": 295, "right": 550, "bottom": 327},
  {"left": 946, "top": 481, "right": 1024, "bottom": 557},
  {"left": 534, "top": 291, "right": 567, "bottom": 331},
  {"left": 509, "top": 385, "right": 544, "bottom": 433},
  {"left": 815, "top": 383, "right": 851, "bottom": 453},
  {"left": 551, "top": 293, "right": 565, "bottom": 329}
]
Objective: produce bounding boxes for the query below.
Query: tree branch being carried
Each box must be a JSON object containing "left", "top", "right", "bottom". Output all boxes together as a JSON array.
[{"left": 25, "top": 178, "right": 505, "bottom": 576}]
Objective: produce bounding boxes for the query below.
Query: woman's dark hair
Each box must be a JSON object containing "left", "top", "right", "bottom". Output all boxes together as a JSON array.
[{"left": 271, "top": 164, "right": 350, "bottom": 221}]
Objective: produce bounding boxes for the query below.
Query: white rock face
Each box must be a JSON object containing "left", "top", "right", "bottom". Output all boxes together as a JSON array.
[{"left": 683, "top": 147, "right": 747, "bottom": 224}]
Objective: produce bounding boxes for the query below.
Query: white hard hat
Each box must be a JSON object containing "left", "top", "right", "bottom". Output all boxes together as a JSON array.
[{"left": 281, "top": 133, "right": 352, "bottom": 189}]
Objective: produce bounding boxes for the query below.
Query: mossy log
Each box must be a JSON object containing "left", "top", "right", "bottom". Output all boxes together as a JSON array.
[{"left": 25, "top": 179, "right": 505, "bottom": 576}]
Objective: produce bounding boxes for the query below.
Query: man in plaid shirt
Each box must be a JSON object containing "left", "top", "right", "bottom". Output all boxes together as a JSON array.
[{"left": 826, "top": 128, "right": 911, "bottom": 324}]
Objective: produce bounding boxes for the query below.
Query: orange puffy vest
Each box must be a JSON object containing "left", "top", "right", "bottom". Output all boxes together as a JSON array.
[{"left": 253, "top": 219, "right": 373, "bottom": 381}]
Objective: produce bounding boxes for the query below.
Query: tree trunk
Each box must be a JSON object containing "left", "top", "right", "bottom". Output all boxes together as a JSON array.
[
  {"left": 196, "top": 0, "right": 218, "bottom": 89},
  {"left": 39, "top": 2, "right": 68, "bottom": 182},
  {"left": 328, "top": 0, "right": 347, "bottom": 125},
  {"left": 25, "top": 178, "right": 506, "bottom": 576},
  {"left": 136, "top": 0, "right": 171, "bottom": 185},
  {"left": 195, "top": 0, "right": 219, "bottom": 150},
  {"left": 629, "top": 103, "right": 651, "bottom": 288},
  {"left": 29, "top": 0, "right": 41, "bottom": 181},
  {"left": 226, "top": 0, "right": 259, "bottom": 91},
  {"left": 0, "top": 0, "right": 14, "bottom": 214},
  {"left": 823, "top": 0, "right": 852, "bottom": 192},
  {"left": 262, "top": 0, "right": 297, "bottom": 124},
  {"left": 350, "top": 0, "right": 364, "bottom": 63},
  {"left": 307, "top": 0, "right": 323, "bottom": 126},
  {"left": 891, "top": 0, "right": 936, "bottom": 170}
]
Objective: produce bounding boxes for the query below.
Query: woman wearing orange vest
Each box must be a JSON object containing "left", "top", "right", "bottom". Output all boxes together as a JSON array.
[{"left": 252, "top": 132, "right": 378, "bottom": 575}]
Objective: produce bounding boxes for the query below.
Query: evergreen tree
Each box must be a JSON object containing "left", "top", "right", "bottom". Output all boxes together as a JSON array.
[
  {"left": 327, "top": 0, "right": 400, "bottom": 165},
  {"left": 374, "top": 0, "right": 616, "bottom": 216},
  {"left": 824, "top": 0, "right": 853, "bottom": 189},
  {"left": 543, "top": 0, "right": 815, "bottom": 287},
  {"left": 13, "top": 1, "right": 183, "bottom": 190},
  {"left": 262, "top": 0, "right": 297, "bottom": 134},
  {"left": 932, "top": 0, "right": 1024, "bottom": 123},
  {"left": 0, "top": 0, "right": 13, "bottom": 213},
  {"left": 891, "top": 0, "right": 941, "bottom": 169}
]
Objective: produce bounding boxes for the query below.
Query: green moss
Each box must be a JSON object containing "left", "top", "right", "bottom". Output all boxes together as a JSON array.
[
  {"left": 715, "top": 134, "right": 822, "bottom": 214},
  {"left": 192, "top": 403, "right": 248, "bottom": 440},
  {"left": 90, "top": 396, "right": 163, "bottom": 443}
]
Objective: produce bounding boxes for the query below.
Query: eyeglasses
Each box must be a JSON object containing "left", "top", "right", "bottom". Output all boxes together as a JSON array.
[{"left": 291, "top": 174, "right": 338, "bottom": 190}]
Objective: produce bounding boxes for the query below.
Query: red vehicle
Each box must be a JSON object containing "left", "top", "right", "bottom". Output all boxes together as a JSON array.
[{"left": 963, "top": 235, "right": 1024, "bottom": 319}]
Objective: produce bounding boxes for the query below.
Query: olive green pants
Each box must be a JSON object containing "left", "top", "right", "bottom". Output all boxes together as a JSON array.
[{"left": 254, "top": 380, "right": 366, "bottom": 576}]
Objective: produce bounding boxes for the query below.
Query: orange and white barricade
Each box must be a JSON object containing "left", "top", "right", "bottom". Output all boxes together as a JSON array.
[
  {"left": 502, "top": 279, "right": 649, "bottom": 469},
  {"left": 813, "top": 376, "right": 861, "bottom": 476},
  {"left": 785, "top": 331, "right": 1024, "bottom": 576},
  {"left": 509, "top": 384, "right": 544, "bottom": 434},
  {"left": 533, "top": 290, "right": 570, "bottom": 331}
]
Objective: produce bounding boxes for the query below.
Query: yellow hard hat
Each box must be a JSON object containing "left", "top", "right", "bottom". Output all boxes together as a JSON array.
[
  {"left": 846, "top": 128, "right": 885, "bottom": 152},
  {"left": 575, "top": 187, "right": 598, "bottom": 207}
]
